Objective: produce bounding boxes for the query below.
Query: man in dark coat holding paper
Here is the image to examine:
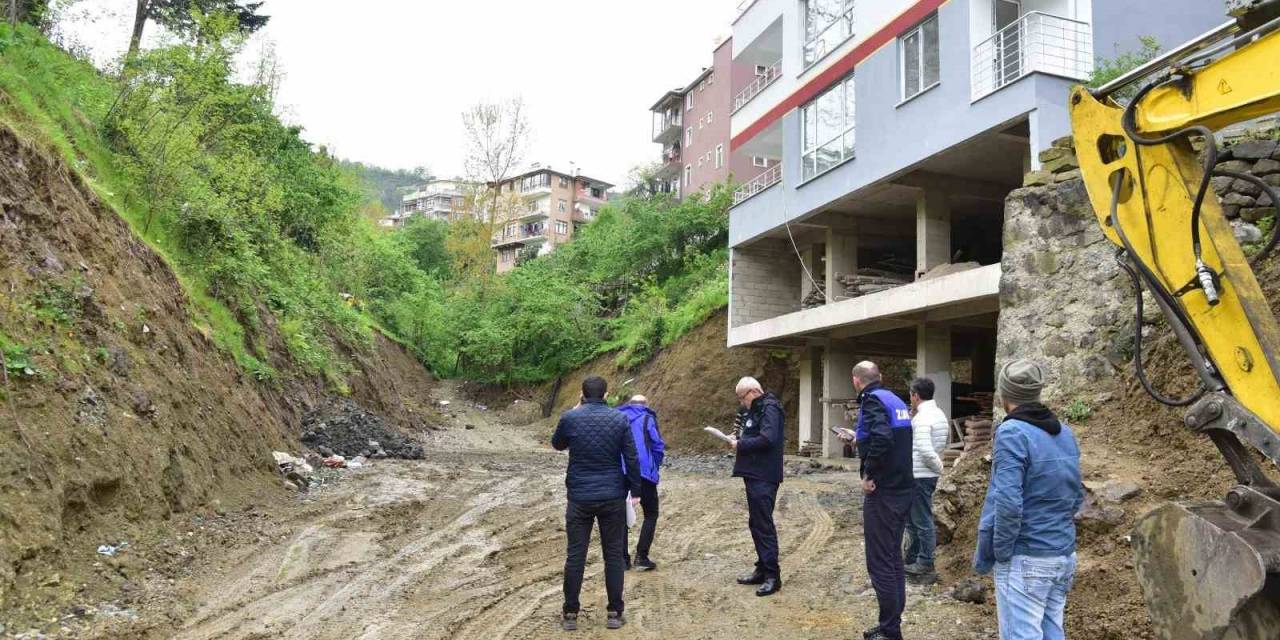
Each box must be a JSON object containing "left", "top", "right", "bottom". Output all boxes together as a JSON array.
[{"left": 727, "top": 375, "right": 786, "bottom": 596}]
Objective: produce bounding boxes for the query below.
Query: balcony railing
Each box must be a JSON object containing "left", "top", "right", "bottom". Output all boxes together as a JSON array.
[
  {"left": 972, "top": 11, "right": 1092, "bottom": 101},
  {"left": 732, "top": 163, "right": 782, "bottom": 206},
  {"left": 652, "top": 110, "right": 683, "bottom": 143},
  {"left": 732, "top": 59, "right": 782, "bottom": 113}
]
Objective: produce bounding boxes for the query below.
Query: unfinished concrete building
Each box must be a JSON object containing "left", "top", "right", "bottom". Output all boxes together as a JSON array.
[{"left": 727, "top": 0, "right": 1223, "bottom": 456}]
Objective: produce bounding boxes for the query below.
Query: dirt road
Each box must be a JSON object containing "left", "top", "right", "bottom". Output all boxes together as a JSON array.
[{"left": 86, "top": 382, "right": 996, "bottom": 639}]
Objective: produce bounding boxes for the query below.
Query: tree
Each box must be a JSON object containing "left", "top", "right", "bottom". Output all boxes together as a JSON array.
[
  {"left": 459, "top": 97, "right": 530, "bottom": 284},
  {"left": 625, "top": 161, "right": 668, "bottom": 198},
  {"left": 128, "top": 0, "right": 269, "bottom": 55}
]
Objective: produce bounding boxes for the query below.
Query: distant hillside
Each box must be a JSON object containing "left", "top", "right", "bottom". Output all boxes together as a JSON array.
[{"left": 341, "top": 160, "right": 430, "bottom": 212}]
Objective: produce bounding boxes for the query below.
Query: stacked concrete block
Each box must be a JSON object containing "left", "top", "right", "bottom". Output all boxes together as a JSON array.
[{"left": 730, "top": 241, "right": 802, "bottom": 327}]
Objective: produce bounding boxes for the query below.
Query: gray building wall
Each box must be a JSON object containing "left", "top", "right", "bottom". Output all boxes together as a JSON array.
[
  {"left": 1092, "top": 2, "right": 1228, "bottom": 63},
  {"left": 730, "top": 241, "right": 802, "bottom": 327}
]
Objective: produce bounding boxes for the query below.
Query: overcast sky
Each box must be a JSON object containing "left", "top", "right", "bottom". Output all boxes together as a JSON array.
[{"left": 59, "top": 0, "right": 739, "bottom": 186}]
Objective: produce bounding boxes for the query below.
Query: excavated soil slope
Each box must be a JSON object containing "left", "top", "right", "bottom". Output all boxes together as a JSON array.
[
  {"left": 0, "top": 126, "right": 437, "bottom": 624},
  {"left": 542, "top": 310, "right": 799, "bottom": 454}
]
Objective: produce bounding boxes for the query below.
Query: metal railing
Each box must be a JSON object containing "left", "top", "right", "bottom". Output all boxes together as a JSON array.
[
  {"left": 733, "top": 59, "right": 782, "bottom": 113},
  {"left": 971, "top": 11, "right": 1092, "bottom": 101},
  {"left": 732, "top": 163, "right": 782, "bottom": 206}
]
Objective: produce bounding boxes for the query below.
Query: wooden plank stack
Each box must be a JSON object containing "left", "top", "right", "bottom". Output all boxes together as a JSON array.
[
  {"left": 836, "top": 268, "right": 912, "bottom": 299},
  {"left": 798, "top": 440, "right": 823, "bottom": 457},
  {"left": 801, "top": 279, "right": 826, "bottom": 309}
]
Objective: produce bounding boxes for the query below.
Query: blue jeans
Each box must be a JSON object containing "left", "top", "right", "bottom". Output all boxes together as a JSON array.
[
  {"left": 904, "top": 476, "right": 937, "bottom": 567},
  {"left": 994, "top": 554, "right": 1077, "bottom": 640}
]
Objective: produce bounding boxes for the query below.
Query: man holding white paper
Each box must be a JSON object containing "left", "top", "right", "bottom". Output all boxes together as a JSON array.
[{"left": 728, "top": 376, "right": 786, "bottom": 597}]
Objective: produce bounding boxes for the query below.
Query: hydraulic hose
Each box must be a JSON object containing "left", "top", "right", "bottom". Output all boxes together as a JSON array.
[
  {"left": 1121, "top": 77, "right": 1223, "bottom": 305},
  {"left": 1212, "top": 169, "right": 1280, "bottom": 264},
  {"left": 1108, "top": 172, "right": 1214, "bottom": 406}
]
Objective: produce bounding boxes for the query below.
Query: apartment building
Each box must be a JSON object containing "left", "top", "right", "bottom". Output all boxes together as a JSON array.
[
  {"left": 381, "top": 179, "right": 471, "bottom": 227},
  {"left": 649, "top": 39, "right": 757, "bottom": 199},
  {"left": 490, "top": 166, "right": 613, "bottom": 273},
  {"left": 727, "top": 0, "right": 1224, "bottom": 456}
]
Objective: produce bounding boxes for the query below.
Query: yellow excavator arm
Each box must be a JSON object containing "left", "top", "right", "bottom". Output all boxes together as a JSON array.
[{"left": 1070, "top": 4, "right": 1280, "bottom": 638}]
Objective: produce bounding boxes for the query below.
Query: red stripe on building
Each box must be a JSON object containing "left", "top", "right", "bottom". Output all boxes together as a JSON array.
[{"left": 731, "top": 0, "right": 948, "bottom": 150}]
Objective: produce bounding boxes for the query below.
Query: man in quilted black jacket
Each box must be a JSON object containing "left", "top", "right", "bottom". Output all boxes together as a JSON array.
[{"left": 552, "top": 376, "right": 642, "bottom": 631}]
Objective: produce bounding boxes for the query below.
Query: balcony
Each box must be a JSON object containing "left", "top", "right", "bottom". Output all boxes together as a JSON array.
[
  {"left": 491, "top": 224, "right": 548, "bottom": 248},
  {"left": 652, "top": 109, "right": 683, "bottom": 144},
  {"left": 732, "top": 163, "right": 782, "bottom": 206},
  {"left": 732, "top": 59, "right": 782, "bottom": 113},
  {"left": 972, "top": 11, "right": 1092, "bottom": 101},
  {"left": 576, "top": 187, "right": 607, "bottom": 205}
]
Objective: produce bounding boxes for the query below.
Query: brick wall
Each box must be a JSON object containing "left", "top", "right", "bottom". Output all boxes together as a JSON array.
[{"left": 731, "top": 240, "right": 801, "bottom": 327}]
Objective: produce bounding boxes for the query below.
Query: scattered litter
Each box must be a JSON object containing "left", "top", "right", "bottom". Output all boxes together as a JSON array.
[
  {"left": 322, "top": 455, "right": 347, "bottom": 468},
  {"left": 96, "top": 542, "right": 129, "bottom": 557},
  {"left": 437, "top": 400, "right": 451, "bottom": 407},
  {"left": 272, "top": 451, "right": 313, "bottom": 491}
]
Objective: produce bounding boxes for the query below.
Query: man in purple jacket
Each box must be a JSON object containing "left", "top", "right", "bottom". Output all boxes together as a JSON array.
[{"left": 619, "top": 395, "right": 666, "bottom": 571}]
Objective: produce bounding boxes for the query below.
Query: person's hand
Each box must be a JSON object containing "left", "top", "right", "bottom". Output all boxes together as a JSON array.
[
  {"left": 628, "top": 495, "right": 641, "bottom": 506},
  {"left": 726, "top": 437, "right": 738, "bottom": 451},
  {"left": 836, "top": 429, "right": 854, "bottom": 443},
  {"left": 861, "top": 478, "right": 876, "bottom": 495}
]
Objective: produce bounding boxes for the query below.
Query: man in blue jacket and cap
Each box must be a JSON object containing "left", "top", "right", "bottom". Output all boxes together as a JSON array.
[
  {"left": 618, "top": 395, "right": 665, "bottom": 572},
  {"left": 974, "top": 359, "right": 1083, "bottom": 640}
]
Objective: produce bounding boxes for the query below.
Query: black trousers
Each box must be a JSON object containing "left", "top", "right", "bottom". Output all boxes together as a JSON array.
[
  {"left": 563, "top": 498, "right": 627, "bottom": 614},
  {"left": 864, "top": 489, "right": 913, "bottom": 639},
  {"left": 744, "top": 478, "right": 781, "bottom": 578},
  {"left": 625, "top": 479, "right": 660, "bottom": 561}
]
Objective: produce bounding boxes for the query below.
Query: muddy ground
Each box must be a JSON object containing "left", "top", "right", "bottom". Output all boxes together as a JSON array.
[{"left": 35, "top": 380, "right": 997, "bottom": 640}]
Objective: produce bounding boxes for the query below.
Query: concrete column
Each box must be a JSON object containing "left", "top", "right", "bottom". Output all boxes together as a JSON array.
[
  {"left": 916, "top": 323, "right": 953, "bottom": 419},
  {"left": 825, "top": 226, "right": 857, "bottom": 304},
  {"left": 916, "top": 187, "right": 951, "bottom": 279},
  {"left": 823, "top": 348, "right": 856, "bottom": 458},
  {"left": 972, "top": 335, "right": 996, "bottom": 390},
  {"left": 798, "top": 347, "right": 824, "bottom": 450},
  {"left": 800, "top": 245, "right": 818, "bottom": 302}
]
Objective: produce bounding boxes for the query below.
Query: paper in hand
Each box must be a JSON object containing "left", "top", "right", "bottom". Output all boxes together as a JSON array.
[{"left": 703, "top": 426, "right": 736, "bottom": 444}]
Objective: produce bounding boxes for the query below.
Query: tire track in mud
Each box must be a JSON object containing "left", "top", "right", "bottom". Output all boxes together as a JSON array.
[
  {"left": 788, "top": 491, "right": 835, "bottom": 564},
  {"left": 174, "top": 476, "right": 533, "bottom": 639}
]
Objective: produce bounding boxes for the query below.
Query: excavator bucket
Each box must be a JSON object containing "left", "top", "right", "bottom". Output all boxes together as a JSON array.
[{"left": 1133, "top": 499, "right": 1280, "bottom": 640}]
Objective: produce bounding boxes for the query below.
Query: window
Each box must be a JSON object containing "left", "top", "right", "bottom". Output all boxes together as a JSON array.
[
  {"left": 715, "top": 144, "right": 724, "bottom": 169},
  {"left": 698, "top": 157, "right": 704, "bottom": 167},
  {"left": 706, "top": 111, "right": 713, "bottom": 124},
  {"left": 559, "top": 176, "right": 569, "bottom": 188},
  {"left": 804, "top": 0, "right": 855, "bottom": 67},
  {"left": 755, "top": 64, "right": 769, "bottom": 76},
  {"left": 801, "top": 73, "right": 856, "bottom": 181},
  {"left": 685, "top": 127, "right": 692, "bottom": 145},
  {"left": 685, "top": 92, "right": 693, "bottom": 111},
  {"left": 900, "top": 14, "right": 940, "bottom": 100},
  {"left": 684, "top": 164, "right": 692, "bottom": 187},
  {"left": 558, "top": 198, "right": 567, "bottom": 213},
  {"left": 752, "top": 156, "right": 771, "bottom": 168},
  {"left": 520, "top": 172, "right": 550, "bottom": 191},
  {"left": 506, "top": 223, "right": 517, "bottom": 236},
  {"left": 590, "top": 187, "right": 604, "bottom": 199},
  {"left": 555, "top": 220, "right": 568, "bottom": 235},
  {"left": 527, "top": 200, "right": 539, "bottom": 213}
]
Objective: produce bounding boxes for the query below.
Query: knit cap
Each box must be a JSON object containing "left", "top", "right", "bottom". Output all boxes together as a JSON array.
[{"left": 998, "top": 359, "right": 1045, "bottom": 407}]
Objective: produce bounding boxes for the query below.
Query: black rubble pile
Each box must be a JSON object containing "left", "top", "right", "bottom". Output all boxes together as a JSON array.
[{"left": 301, "top": 399, "right": 425, "bottom": 460}]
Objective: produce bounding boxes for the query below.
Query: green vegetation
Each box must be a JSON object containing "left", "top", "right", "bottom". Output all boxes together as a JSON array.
[
  {"left": 0, "top": 20, "right": 731, "bottom": 389},
  {"left": 1088, "top": 36, "right": 1160, "bottom": 100},
  {"left": 1063, "top": 398, "right": 1093, "bottom": 423}
]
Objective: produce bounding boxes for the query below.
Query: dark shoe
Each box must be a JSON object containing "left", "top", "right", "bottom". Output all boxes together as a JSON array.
[
  {"left": 907, "top": 570, "right": 938, "bottom": 585},
  {"left": 736, "top": 570, "right": 766, "bottom": 585},
  {"left": 755, "top": 577, "right": 781, "bottom": 596},
  {"left": 634, "top": 557, "right": 657, "bottom": 571},
  {"left": 866, "top": 632, "right": 901, "bottom": 640},
  {"left": 562, "top": 613, "right": 578, "bottom": 631},
  {"left": 606, "top": 611, "right": 626, "bottom": 630},
  {"left": 904, "top": 562, "right": 933, "bottom": 576},
  {"left": 624, "top": 554, "right": 632, "bottom": 571},
  {"left": 863, "top": 625, "right": 880, "bottom": 639}
]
